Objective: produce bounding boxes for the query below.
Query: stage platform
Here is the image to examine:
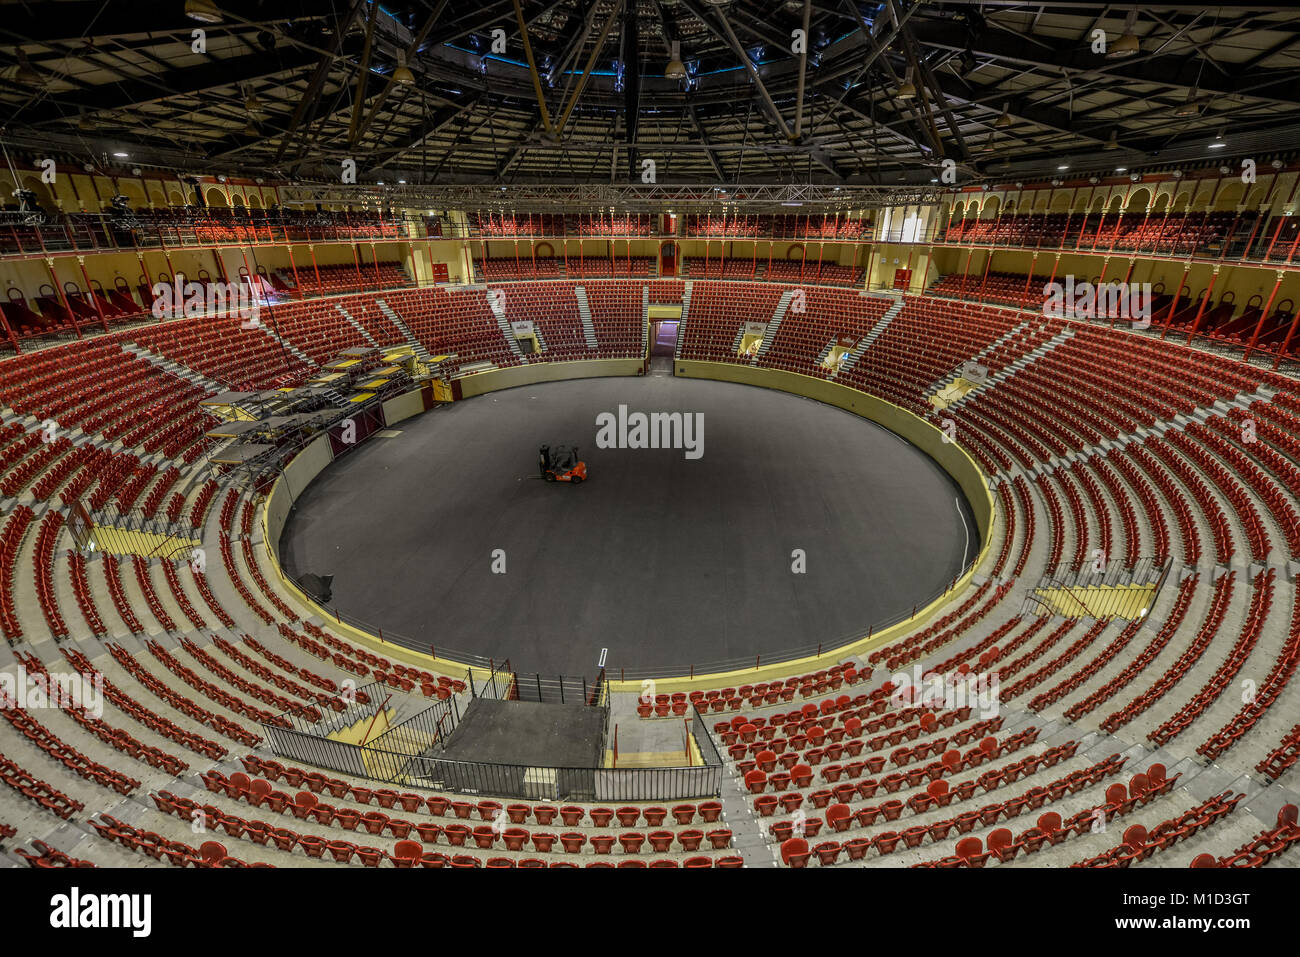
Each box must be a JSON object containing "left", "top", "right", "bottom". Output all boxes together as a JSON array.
[{"left": 438, "top": 698, "right": 605, "bottom": 770}]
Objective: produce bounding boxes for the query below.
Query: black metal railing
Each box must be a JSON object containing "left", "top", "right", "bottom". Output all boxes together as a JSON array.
[
  {"left": 689, "top": 704, "right": 725, "bottom": 771},
  {"left": 468, "top": 663, "right": 606, "bottom": 708},
  {"left": 257, "top": 724, "right": 720, "bottom": 802},
  {"left": 258, "top": 668, "right": 719, "bottom": 800}
]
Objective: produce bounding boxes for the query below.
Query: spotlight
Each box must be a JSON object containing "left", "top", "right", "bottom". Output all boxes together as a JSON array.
[
  {"left": 1174, "top": 89, "right": 1203, "bottom": 116},
  {"left": 895, "top": 69, "right": 916, "bottom": 100},
  {"left": 665, "top": 40, "right": 686, "bottom": 80},
  {"left": 393, "top": 51, "right": 415, "bottom": 85},
  {"left": 1107, "top": 10, "right": 1140, "bottom": 59},
  {"left": 1104, "top": 129, "right": 1119, "bottom": 151},
  {"left": 14, "top": 50, "right": 42, "bottom": 86},
  {"left": 994, "top": 102, "right": 1012, "bottom": 129},
  {"left": 184, "top": 0, "right": 224, "bottom": 24}
]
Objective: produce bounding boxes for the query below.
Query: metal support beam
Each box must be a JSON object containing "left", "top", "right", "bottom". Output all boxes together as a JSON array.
[{"left": 511, "top": 0, "right": 556, "bottom": 139}]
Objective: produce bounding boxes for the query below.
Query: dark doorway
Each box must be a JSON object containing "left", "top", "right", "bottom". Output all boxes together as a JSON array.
[
  {"left": 651, "top": 320, "right": 677, "bottom": 356},
  {"left": 659, "top": 241, "right": 676, "bottom": 276}
]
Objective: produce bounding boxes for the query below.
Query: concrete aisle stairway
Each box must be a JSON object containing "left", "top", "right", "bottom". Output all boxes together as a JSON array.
[
  {"left": 751, "top": 290, "right": 794, "bottom": 363},
  {"left": 948, "top": 327, "right": 1076, "bottom": 410},
  {"left": 334, "top": 302, "right": 381, "bottom": 348},
  {"left": 374, "top": 299, "right": 432, "bottom": 361},
  {"left": 574, "top": 286, "right": 599, "bottom": 351},
  {"left": 486, "top": 288, "right": 526, "bottom": 362},
  {"left": 833, "top": 295, "right": 904, "bottom": 377},
  {"left": 254, "top": 322, "right": 315, "bottom": 369},
  {"left": 674, "top": 281, "right": 693, "bottom": 360}
]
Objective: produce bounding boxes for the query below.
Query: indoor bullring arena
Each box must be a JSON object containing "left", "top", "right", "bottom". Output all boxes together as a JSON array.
[{"left": 0, "top": 0, "right": 1297, "bottom": 934}]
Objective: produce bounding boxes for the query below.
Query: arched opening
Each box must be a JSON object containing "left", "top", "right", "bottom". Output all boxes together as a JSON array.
[
  {"left": 1214, "top": 182, "right": 1244, "bottom": 210},
  {"left": 1125, "top": 187, "right": 1151, "bottom": 211}
]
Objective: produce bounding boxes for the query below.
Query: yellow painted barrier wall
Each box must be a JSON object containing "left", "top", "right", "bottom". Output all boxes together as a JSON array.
[
  {"left": 605, "top": 360, "right": 999, "bottom": 693},
  {"left": 259, "top": 358, "right": 998, "bottom": 691},
  {"left": 457, "top": 357, "right": 645, "bottom": 397}
]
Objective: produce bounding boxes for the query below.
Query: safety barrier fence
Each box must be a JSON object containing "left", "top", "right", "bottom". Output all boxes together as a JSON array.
[{"left": 259, "top": 683, "right": 719, "bottom": 801}]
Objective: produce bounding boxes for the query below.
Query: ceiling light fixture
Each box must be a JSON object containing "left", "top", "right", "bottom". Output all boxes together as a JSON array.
[
  {"left": 1107, "top": 10, "right": 1140, "bottom": 59},
  {"left": 665, "top": 40, "right": 686, "bottom": 80},
  {"left": 1174, "top": 88, "right": 1203, "bottom": 116},
  {"left": 994, "top": 102, "right": 1012, "bottom": 129},
  {"left": 15, "top": 50, "right": 43, "bottom": 86},
  {"left": 392, "top": 51, "right": 415, "bottom": 85},
  {"left": 184, "top": 0, "right": 224, "bottom": 24},
  {"left": 895, "top": 68, "right": 916, "bottom": 101},
  {"left": 1104, "top": 129, "right": 1119, "bottom": 150}
]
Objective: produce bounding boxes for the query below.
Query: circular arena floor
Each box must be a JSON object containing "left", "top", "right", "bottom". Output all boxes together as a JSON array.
[{"left": 279, "top": 373, "right": 979, "bottom": 678}]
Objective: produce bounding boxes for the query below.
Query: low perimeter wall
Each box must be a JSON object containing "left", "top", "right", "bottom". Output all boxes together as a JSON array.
[{"left": 260, "top": 356, "right": 998, "bottom": 691}]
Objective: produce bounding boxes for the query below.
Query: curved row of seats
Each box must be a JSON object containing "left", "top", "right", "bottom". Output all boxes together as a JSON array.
[{"left": 2, "top": 274, "right": 1299, "bottom": 869}]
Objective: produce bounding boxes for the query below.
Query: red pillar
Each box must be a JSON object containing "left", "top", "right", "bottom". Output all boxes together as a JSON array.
[
  {"left": 1017, "top": 253, "right": 1038, "bottom": 311},
  {"left": 308, "top": 244, "right": 322, "bottom": 293},
  {"left": 957, "top": 248, "right": 974, "bottom": 300},
  {"left": 1159, "top": 267, "right": 1190, "bottom": 339},
  {"left": 286, "top": 245, "right": 303, "bottom": 298},
  {"left": 76, "top": 256, "right": 110, "bottom": 333},
  {"left": 1042, "top": 255, "right": 1061, "bottom": 316},
  {"left": 1273, "top": 310, "right": 1300, "bottom": 369},
  {"left": 1244, "top": 274, "right": 1285, "bottom": 360},
  {"left": 1185, "top": 269, "right": 1220, "bottom": 345},
  {"left": 976, "top": 251, "right": 993, "bottom": 301},
  {"left": 351, "top": 243, "right": 364, "bottom": 292},
  {"left": 0, "top": 304, "right": 18, "bottom": 353},
  {"left": 1241, "top": 173, "right": 1288, "bottom": 261},
  {"left": 45, "top": 258, "right": 83, "bottom": 339}
]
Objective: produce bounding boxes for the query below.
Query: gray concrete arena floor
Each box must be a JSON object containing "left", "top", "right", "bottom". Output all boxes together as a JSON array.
[{"left": 280, "top": 374, "right": 979, "bottom": 679}]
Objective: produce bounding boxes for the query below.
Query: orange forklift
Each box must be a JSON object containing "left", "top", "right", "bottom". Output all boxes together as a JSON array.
[{"left": 539, "top": 444, "right": 587, "bottom": 483}]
